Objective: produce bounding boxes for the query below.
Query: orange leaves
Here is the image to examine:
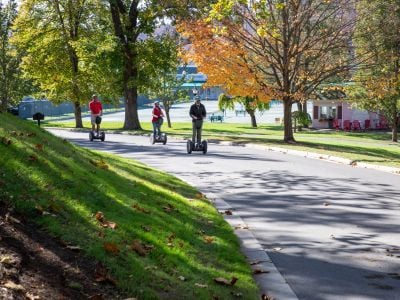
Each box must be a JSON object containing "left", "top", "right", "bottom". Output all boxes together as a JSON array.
[
  {"left": 89, "top": 159, "right": 109, "bottom": 170},
  {"left": 177, "top": 19, "right": 274, "bottom": 102},
  {"left": 94, "top": 262, "right": 116, "bottom": 285},
  {"left": 103, "top": 242, "right": 120, "bottom": 255},
  {"left": 94, "top": 211, "right": 117, "bottom": 229}
]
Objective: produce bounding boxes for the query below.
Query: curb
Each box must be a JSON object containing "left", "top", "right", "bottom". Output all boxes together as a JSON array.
[{"left": 45, "top": 127, "right": 400, "bottom": 175}]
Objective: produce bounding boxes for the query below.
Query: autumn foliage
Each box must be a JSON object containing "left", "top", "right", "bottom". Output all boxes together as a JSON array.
[{"left": 178, "top": 20, "right": 274, "bottom": 103}]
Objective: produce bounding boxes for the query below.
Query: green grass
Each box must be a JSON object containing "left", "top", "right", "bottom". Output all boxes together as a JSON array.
[
  {"left": 0, "top": 113, "right": 259, "bottom": 299},
  {"left": 45, "top": 119, "right": 400, "bottom": 168}
]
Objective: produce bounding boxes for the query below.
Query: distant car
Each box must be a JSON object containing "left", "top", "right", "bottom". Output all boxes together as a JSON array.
[{"left": 7, "top": 105, "right": 19, "bottom": 116}]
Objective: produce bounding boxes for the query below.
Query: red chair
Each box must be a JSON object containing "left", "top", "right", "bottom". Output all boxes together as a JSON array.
[
  {"left": 333, "top": 119, "right": 341, "bottom": 130},
  {"left": 343, "top": 120, "right": 351, "bottom": 131},
  {"left": 364, "top": 119, "right": 371, "bottom": 130},
  {"left": 352, "top": 120, "right": 361, "bottom": 131}
]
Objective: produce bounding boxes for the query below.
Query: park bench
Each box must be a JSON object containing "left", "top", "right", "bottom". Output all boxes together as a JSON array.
[{"left": 209, "top": 115, "right": 224, "bottom": 122}]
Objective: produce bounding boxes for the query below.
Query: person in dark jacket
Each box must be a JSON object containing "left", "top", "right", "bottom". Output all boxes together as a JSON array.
[{"left": 189, "top": 97, "right": 207, "bottom": 144}]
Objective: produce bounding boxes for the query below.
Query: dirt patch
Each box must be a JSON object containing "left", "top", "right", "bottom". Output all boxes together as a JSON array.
[{"left": 0, "top": 207, "right": 125, "bottom": 299}]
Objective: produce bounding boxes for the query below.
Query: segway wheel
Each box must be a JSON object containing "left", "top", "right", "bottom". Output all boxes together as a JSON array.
[
  {"left": 100, "top": 132, "right": 105, "bottom": 142},
  {"left": 187, "top": 140, "right": 193, "bottom": 154},
  {"left": 89, "top": 131, "right": 94, "bottom": 141},
  {"left": 202, "top": 140, "right": 207, "bottom": 154},
  {"left": 163, "top": 134, "right": 167, "bottom": 145},
  {"left": 150, "top": 134, "right": 155, "bottom": 145}
]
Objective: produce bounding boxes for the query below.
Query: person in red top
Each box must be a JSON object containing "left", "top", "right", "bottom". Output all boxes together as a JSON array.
[
  {"left": 89, "top": 94, "right": 103, "bottom": 134},
  {"left": 151, "top": 101, "right": 164, "bottom": 137}
]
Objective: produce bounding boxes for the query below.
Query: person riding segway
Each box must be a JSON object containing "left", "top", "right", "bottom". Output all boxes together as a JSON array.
[
  {"left": 150, "top": 101, "right": 167, "bottom": 145},
  {"left": 89, "top": 94, "right": 105, "bottom": 141},
  {"left": 187, "top": 97, "right": 207, "bottom": 154}
]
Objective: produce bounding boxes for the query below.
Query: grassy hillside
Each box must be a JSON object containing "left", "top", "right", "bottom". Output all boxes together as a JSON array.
[{"left": 0, "top": 113, "right": 258, "bottom": 299}]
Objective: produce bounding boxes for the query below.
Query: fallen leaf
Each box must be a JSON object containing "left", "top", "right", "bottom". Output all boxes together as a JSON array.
[
  {"left": 4, "top": 281, "right": 25, "bottom": 291},
  {"left": 101, "top": 221, "right": 117, "bottom": 229},
  {"left": 66, "top": 245, "right": 82, "bottom": 251},
  {"left": 195, "top": 283, "right": 208, "bottom": 288},
  {"left": 5, "top": 213, "right": 21, "bottom": 224},
  {"left": 35, "top": 144, "right": 44, "bottom": 151},
  {"left": 235, "top": 224, "right": 249, "bottom": 230},
  {"left": 27, "top": 155, "right": 38, "bottom": 162},
  {"left": 214, "top": 277, "right": 238, "bottom": 286},
  {"left": 131, "top": 240, "right": 149, "bottom": 256},
  {"left": 253, "top": 268, "right": 270, "bottom": 274},
  {"left": 25, "top": 292, "right": 40, "bottom": 300},
  {"left": 132, "top": 203, "right": 150, "bottom": 214},
  {"left": 261, "top": 294, "right": 274, "bottom": 300},
  {"left": 203, "top": 236, "right": 215, "bottom": 244},
  {"left": 95, "top": 211, "right": 104, "bottom": 222},
  {"left": 94, "top": 263, "right": 116, "bottom": 285},
  {"left": 103, "top": 242, "right": 120, "bottom": 255},
  {"left": 195, "top": 193, "right": 203, "bottom": 199},
  {"left": 26, "top": 132, "right": 36, "bottom": 137},
  {"left": 224, "top": 210, "right": 233, "bottom": 215},
  {"left": 88, "top": 294, "right": 104, "bottom": 300},
  {"left": 141, "top": 225, "right": 152, "bottom": 232},
  {"left": 324, "top": 202, "right": 330, "bottom": 206}
]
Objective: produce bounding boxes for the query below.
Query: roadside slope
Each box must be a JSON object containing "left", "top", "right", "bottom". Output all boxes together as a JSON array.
[{"left": 0, "top": 114, "right": 258, "bottom": 299}]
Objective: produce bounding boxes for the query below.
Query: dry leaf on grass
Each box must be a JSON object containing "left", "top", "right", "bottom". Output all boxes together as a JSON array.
[
  {"left": 35, "top": 144, "right": 44, "bottom": 151},
  {"left": 27, "top": 155, "right": 38, "bottom": 162},
  {"left": 214, "top": 277, "right": 238, "bottom": 286},
  {"left": 132, "top": 203, "right": 150, "bottom": 214},
  {"left": 203, "top": 236, "right": 215, "bottom": 244},
  {"left": 94, "top": 263, "right": 117, "bottom": 285},
  {"left": 130, "top": 240, "right": 153, "bottom": 256},
  {"left": 195, "top": 283, "right": 208, "bottom": 288},
  {"left": 195, "top": 193, "right": 203, "bottom": 199},
  {"left": 141, "top": 225, "right": 152, "bottom": 232},
  {"left": 103, "top": 242, "right": 120, "bottom": 255},
  {"left": 94, "top": 211, "right": 117, "bottom": 229},
  {"left": 163, "top": 203, "right": 175, "bottom": 213}
]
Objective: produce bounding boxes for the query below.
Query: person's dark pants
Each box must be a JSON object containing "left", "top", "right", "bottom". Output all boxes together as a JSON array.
[
  {"left": 192, "top": 120, "right": 203, "bottom": 144},
  {"left": 152, "top": 120, "right": 161, "bottom": 137}
]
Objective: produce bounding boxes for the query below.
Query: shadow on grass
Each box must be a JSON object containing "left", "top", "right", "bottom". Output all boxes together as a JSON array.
[{"left": 0, "top": 115, "right": 258, "bottom": 299}]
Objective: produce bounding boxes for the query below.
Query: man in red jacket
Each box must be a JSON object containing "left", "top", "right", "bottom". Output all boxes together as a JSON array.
[
  {"left": 89, "top": 94, "right": 103, "bottom": 135},
  {"left": 151, "top": 101, "right": 164, "bottom": 138}
]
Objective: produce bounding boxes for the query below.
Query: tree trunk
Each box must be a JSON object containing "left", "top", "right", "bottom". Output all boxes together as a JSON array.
[
  {"left": 283, "top": 97, "right": 295, "bottom": 143},
  {"left": 123, "top": 87, "right": 141, "bottom": 130},
  {"left": 392, "top": 111, "right": 398, "bottom": 142},
  {"left": 302, "top": 100, "right": 308, "bottom": 113},
  {"left": 247, "top": 109, "right": 257, "bottom": 127},
  {"left": 0, "top": 98, "right": 7, "bottom": 112},
  {"left": 74, "top": 102, "right": 83, "bottom": 128},
  {"left": 165, "top": 107, "right": 172, "bottom": 128}
]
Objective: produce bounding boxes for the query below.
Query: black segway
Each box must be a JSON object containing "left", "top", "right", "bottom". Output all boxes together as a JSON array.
[
  {"left": 89, "top": 116, "right": 105, "bottom": 142},
  {"left": 150, "top": 132, "right": 167, "bottom": 145},
  {"left": 187, "top": 140, "right": 207, "bottom": 154}
]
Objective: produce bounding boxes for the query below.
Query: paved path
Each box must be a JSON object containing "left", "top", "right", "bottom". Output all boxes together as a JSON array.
[{"left": 49, "top": 129, "right": 400, "bottom": 300}]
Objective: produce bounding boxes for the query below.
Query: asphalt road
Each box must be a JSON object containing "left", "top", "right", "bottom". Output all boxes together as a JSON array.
[{"left": 49, "top": 129, "right": 400, "bottom": 300}]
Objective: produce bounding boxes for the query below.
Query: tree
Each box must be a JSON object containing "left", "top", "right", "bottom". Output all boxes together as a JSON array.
[
  {"left": 218, "top": 93, "right": 269, "bottom": 128},
  {"left": 13, "top": 0, "right": 112, "bottom": 127},
  {"left": 144, "top": 35, "right": 188, "bottom": 128},
  {"left": 0, "top": 0, "right": 34, "bottom": 112},
  {"left": 348, "top": 0, "right": 400, "bottom": 142},
  {"left": 183, "top": 1, "right": 358, "bottom": 142}
]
